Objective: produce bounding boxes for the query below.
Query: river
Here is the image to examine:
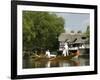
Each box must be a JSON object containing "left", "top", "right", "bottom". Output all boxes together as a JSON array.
[{"left": 23, "top": 55, "right": 89, "bottom": 69}]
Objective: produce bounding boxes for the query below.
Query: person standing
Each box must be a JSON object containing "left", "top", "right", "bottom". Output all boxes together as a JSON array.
[
  {"left": 62, "top": 42, "right": 69, "bottom": 56},
  {"left": 62, "top": 47, "right": 66, "bottom": 56},
  {"left": 46, "top": 50, "right": 50, "bottom": 58}
]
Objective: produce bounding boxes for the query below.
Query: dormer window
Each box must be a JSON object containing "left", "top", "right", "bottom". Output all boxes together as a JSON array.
[{"left": 81, "top": 37, "right": 86, "bottom": 39}]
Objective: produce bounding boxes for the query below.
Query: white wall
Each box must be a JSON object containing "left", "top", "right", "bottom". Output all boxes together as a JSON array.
[{"left": 0, "top": 0, "right": 99, "bottom": 80}]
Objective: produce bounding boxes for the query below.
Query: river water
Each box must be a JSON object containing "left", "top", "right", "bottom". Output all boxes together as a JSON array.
[{"left": 23, "top": 55, "right": 89, "bottom": 69}]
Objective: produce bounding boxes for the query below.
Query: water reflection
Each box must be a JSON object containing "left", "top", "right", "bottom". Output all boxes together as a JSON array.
[{"left": 23, "top": 55, "right": 89, "bottom": 69}]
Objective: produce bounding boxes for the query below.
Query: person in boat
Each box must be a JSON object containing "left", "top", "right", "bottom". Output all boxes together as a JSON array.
[
  {"left": 62, "top": 42, "right": 69, "bottom": 56},
  {"left": 46, "top": 50, "right": 50, "bottom": 58}
]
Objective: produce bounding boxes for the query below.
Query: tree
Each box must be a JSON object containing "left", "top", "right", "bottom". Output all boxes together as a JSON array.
[
  {"left": 85, "top": 25, "right": 90, "bottom": 38},
  {"left": 84, "top": 25, "right": 90, "bottom": 44},
  {"left": 23, "top": 11, "right": 65, "bottom": 52}
]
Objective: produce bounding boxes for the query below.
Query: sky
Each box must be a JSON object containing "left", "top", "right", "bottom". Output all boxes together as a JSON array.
[{"left": 56, "top": 12, "right": 90, "bottom": 33}]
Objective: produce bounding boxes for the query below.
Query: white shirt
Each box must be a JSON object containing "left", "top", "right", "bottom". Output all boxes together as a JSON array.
[
  {"left": 64, "top": 43, "right": 68, "bottom": 50},
  {"left": 46, "top": 50, "right": 50, "bottom": 58}
]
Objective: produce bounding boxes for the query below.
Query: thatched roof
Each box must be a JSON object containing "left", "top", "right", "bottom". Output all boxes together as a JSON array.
[
  {"left": 58, "top": 32, "right": 88, "bottom": 44},
  {"left": 74, "top": 38, "right": 88, "bottom": 44}
]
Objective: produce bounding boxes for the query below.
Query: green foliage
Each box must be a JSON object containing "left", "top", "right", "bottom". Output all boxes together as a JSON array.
[
  {"left": 85, "top": 25, "right": 90, "bottom": 38},
  {"left": 23, "top": 11, "right": 65, "bottom": 51},
  {"left": 83, "top": 25, "right": 90, "bottom": 43},
  {"left": 86, "top": 26, "right": 90, "bottom": 38}
]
